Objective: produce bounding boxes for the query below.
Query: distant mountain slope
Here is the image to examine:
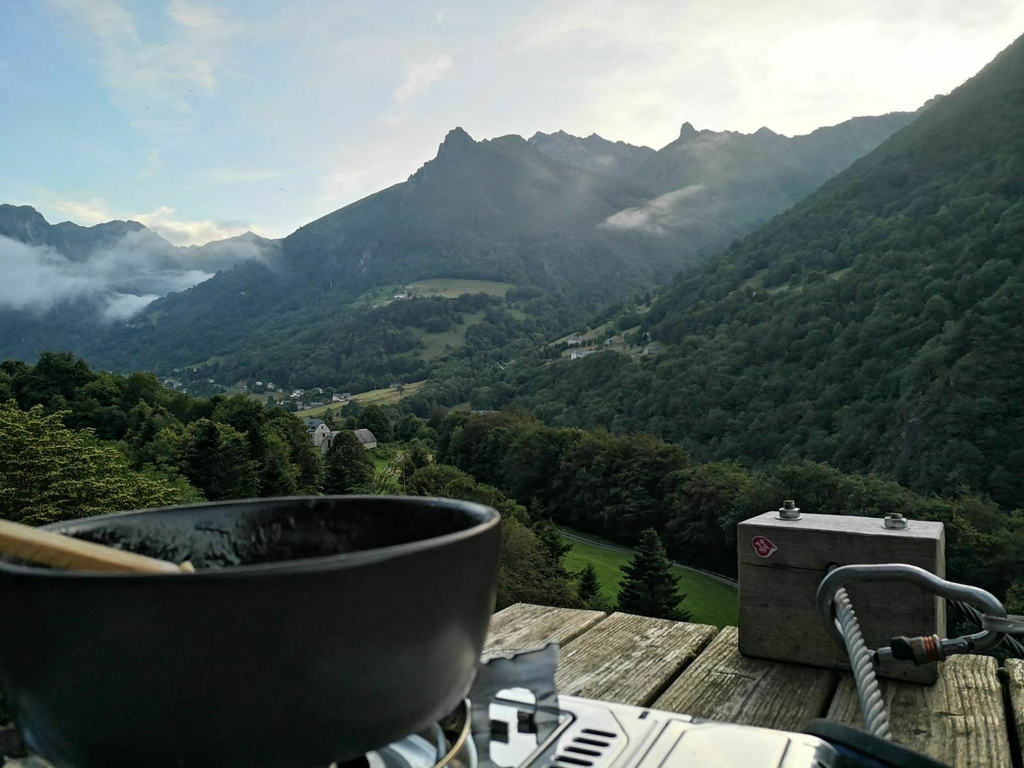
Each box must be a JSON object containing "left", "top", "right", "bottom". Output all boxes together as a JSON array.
[
  {"left": 3, "top": 104, "right": 920, "bottom": 382},
  {"left": 528, "top": 114, "right": 919, "bottom": 236},
  {"left": 499, "top": 33, "right": 1024, "bottom": 508},
  {"left": 528, "top": 130, "right": 656, "bottom": 180},
  {"left": 278, "top": 128, "right": 727, "bottom": 291},
  {"left": 0, "top": 204, "right": 158, "bottom": 261},
  {"left": 0, "top": 205, "right": 276, "bottom": 361},
  {"left": 79, "top": 128, "right": 735, "bottom": 377}
]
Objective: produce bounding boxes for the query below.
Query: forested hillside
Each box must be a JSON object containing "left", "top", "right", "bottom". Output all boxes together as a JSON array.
[
  {"left": 488, "top": 32, "right": 1024, "bottom": 509},
  {"left": 434, "top": 411, "right": 1024, "bottom": 606}
]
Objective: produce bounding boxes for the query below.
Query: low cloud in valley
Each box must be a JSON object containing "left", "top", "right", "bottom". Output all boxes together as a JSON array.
[
  {"left": 602, "top": 185, "right": 708, "bottom": 234},
  {"left": 0, "top": 227, "right": 275, "bottom": 320}
]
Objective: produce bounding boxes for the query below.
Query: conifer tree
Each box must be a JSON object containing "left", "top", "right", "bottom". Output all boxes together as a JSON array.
[
  {"left": 576, "top": 563, "right": 610, "bottom": 612},
  {"left": 616, "top": 528, "right": 690, "bottom": 621},
  {"left": 322, "top": 430, "right": 376, "bottom": 494}
]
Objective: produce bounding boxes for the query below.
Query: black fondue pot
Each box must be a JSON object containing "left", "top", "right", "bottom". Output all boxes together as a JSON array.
[{"left": 0, "top": 496, "right": 501, "bottom": 768}]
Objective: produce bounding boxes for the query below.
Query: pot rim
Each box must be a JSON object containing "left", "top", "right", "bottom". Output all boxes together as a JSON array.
[{"left": 0, "top": 495, "right": 500, "bottom": 580}]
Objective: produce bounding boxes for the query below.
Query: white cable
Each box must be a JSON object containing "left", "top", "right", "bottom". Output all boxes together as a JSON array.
[{"left": 834, "top": 586, "right": 892, "bottom": 740}]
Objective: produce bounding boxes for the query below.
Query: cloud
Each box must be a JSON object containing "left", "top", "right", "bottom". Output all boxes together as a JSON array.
[
  {"left": 132, "top": 206, "right": 258, "bottom": 246},
  {"left": 504, "top": 0, "right": 1024, "bottom": 146},
  {"left": 42, "top": 196, "right": 262, "bottom": 246},
  {"left": 394, "top": 55, "right": 454, "bottom": 103},
  {"left": 0, "top": 233, "right": 200, "bottom": 320},
  {"left": 45, "top": 0, "right": 238, "bottom": 138},
  {"left": 0, "top": 222, "right": 275, "bottom": 320},
  {"left": 102, "top": 292, "right": 162, "bottom": 320},
  {"left": 50, "top": 197, "right": 114, "bottom": 225},
  {"left": 602, "top": 185, "right": 707, "bottom": 234},
  {"left": 0, "top": 237, "right": 105, "bottom": 312}
]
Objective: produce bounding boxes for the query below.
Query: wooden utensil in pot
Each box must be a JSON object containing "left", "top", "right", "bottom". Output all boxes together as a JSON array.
[{"left": 0, "top": 518, "right": 194, "bottom": 574}]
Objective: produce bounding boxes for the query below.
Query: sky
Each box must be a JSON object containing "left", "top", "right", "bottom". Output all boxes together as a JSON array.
[{"left": 1, "top": 1, "right": 1022, "bottom": 246}]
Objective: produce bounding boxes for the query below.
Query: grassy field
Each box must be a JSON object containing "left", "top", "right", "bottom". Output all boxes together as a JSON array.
[
  {"left": 295, "top": 381, "right": 426, "bottom": 417},
  {"left": 560, "top": 529, "right": 738, "bottom": 628},
  {"left": 407, "top": 278, "right": 514, "bottom": 298},
  {"left": 412, "top": 311, "right": 485, "bottom": 361}
]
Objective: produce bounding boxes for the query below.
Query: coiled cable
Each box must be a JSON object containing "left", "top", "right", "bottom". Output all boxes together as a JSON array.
[{"left": 834, "top": 586, "right": 892, "bottom": 740}]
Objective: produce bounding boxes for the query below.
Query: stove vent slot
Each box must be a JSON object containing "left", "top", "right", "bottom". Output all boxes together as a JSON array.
[
  {"left": 573, "top": 736, "right": 610, "bottom": 748},
  {"left": 553, "top": 725, "right": 620, "bottom": 768},
  {"left": 555, "top": 755, "right": 593, "bottom": 767}
]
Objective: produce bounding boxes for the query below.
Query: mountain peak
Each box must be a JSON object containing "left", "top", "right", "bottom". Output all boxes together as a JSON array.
[
  {"left": 678, "top": 121, "right": 698, "bottom": 140},
  {"left": 437, "top": 127, "right": 476, "bottom": 156}
]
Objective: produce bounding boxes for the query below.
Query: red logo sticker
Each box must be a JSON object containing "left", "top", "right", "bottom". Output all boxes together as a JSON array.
[{"left": 751, "top": 536, "right": 777, "bottom": 558}]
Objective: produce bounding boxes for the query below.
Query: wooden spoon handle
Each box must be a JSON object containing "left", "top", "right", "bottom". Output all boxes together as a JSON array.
[{"left": 0, "top": 518, "right": 193, "bottom": 574}]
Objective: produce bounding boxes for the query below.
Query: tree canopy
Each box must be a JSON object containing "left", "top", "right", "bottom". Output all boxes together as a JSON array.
[{"left": 0, "top": 401, "right": 198, "bottom": 525}]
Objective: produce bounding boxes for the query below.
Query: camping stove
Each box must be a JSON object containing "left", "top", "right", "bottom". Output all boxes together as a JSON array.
[
  {"left": 339, "top": 645, "right": 839, "bottom": 768},
  {"left": 340, "top": 692, "right": 835, "bottom": 768}
]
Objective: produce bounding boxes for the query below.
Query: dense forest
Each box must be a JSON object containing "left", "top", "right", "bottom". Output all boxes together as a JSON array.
[
  {"left": 470, "top": 32, "right": 1024, "bottom": 511},
  {"left": 434, "top": 410, "right": 1024, "bottom": 608},
  {"left": 4, "top": 354, "right": 1024, "bottom": 615},
  {"left": 0, "top": 353, "right": 581, "bottom": 610}
]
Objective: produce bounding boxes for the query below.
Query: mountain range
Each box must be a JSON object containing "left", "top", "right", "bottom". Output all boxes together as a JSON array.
[
  {"left": 491, "top": 32, "right": 1024, "bottom": 509},
  {"left": 531, "top": 110, "right": 920, "bottom": 232},
  {"left": 1, "top": 107, "right": 919, "bottom": 379}
]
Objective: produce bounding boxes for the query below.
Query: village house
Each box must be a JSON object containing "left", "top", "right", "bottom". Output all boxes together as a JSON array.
[
  {"left": 567, "top": 335, "right": 585, "bottom": 346},
  {"left": 320, "top": 431, "right": 341, "bottom": 454},
  {"left": 570, "top": 349, "right": 593, "bottom": 361},
  {"left": 643, "top": 343, "right": 662, "bottom": 356},
  {"left": 331, "top": 392, "right": 352, "bottom": 403},
  {"left": 304, "top": 418, "right": 331, "bottom": 447},
  {"left": 292, "top": 388, "right": 305, "bottom": 398},
  {"left": 353, "top": 428, "right": 377, "bottom": 450}
]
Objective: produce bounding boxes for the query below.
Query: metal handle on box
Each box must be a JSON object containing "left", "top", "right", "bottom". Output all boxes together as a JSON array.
[{"left": 815, "top": 563, "right": 1008, "bottom": 664}]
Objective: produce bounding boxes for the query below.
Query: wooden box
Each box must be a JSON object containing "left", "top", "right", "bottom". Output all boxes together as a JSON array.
[{"left": 738, "top": 511, "right": 945, "bottom": 684}]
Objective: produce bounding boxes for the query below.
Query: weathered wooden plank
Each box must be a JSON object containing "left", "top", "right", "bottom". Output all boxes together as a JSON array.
[
  {"left": 1005, "top": 659, "right": 1024, "bottom": 763},
  {"left": 485, "top": 603, "right": 606, "bottom": 656},
  {"left": 554, "top": 612, "right": 717, "bottom": 706},
  {"left": 654, "top": 626, "right": 837, "bottom": 731},
  {"left": 827, "top": 655, "right": 1010, "bottom": 768}
]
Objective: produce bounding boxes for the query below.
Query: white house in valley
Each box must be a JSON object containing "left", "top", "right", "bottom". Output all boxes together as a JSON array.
[{"left": 304, "top": 418, "right": 331, "bottom": 447}]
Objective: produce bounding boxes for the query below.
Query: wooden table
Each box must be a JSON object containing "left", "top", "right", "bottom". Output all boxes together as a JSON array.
[
  {"left": 487, "top": 604, "right": 1021, "bottom": 768},
  {"left": 3, "top": 605, "right": 1019, "bottom": 767}
]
